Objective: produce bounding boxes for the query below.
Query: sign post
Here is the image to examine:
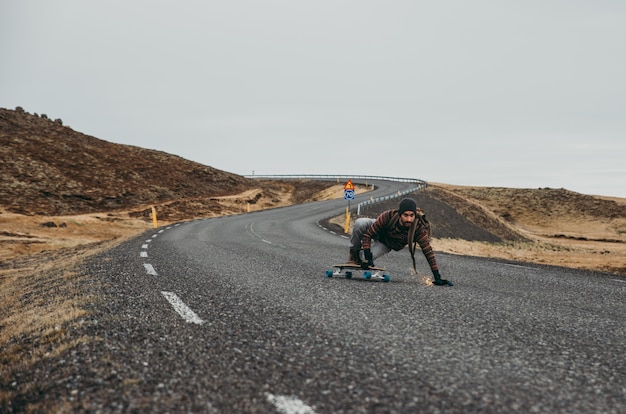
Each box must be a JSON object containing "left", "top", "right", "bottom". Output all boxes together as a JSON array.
[{"left": 343, "top": 180, "right": 355, "bottom": 233}]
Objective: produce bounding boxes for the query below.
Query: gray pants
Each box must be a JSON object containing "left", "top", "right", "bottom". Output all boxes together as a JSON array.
[{"left": 350, "top": 218, "right": 392, "bottom": 260}]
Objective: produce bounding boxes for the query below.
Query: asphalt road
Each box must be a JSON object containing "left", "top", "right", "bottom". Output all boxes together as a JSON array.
[{"left": 81, "top": 180, "right": 625, "bottom": 413}]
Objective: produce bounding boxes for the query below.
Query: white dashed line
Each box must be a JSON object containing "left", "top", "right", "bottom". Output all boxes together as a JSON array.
[
  {"left": 140, "top": 251, "right": 148, "bottom": 258},
  {"left": 143, "top": 263, "right": 157, "bottom": 276},
  {"left": 315, "top": 219, "right": 350, "bottom": 240},
  {"left": 142, "top": 244, "right": 149, "bottom": 249},
  {"left": 612, "top": 279, "right": 626, "bottom": 283},
  {"left": 161, "top": 291, "right": 204, "bottom": 324},
  {"left": 151, "top": 234, "right": 158, "bottom": 238},
  {"left": 158, "top": 229, "right": 164, "bottom": 233},
  {"left": 266, "top": 393, "right": 317, "bottom": 414},
  {"left": 262, "top": 239, "right": 272, "bottom": 244}
]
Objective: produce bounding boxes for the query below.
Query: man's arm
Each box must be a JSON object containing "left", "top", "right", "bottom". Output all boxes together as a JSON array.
[
  {"left": 414, "top": 225, "right": 438, "bottom": 272},
  {"left": 414, "top": 223, "right": 453, "bottom": 286}
]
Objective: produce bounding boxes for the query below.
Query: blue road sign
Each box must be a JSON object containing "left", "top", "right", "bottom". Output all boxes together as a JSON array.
[{"left": 344, "top": 189, "right": 355, "bottom": 200}]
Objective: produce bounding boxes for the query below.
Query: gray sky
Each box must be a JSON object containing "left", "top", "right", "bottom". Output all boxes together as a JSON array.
[{"left": 2, "top": 1, "right": 625, "bottom": 197}]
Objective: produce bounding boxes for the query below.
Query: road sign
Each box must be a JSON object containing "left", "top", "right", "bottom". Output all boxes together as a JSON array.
[
  {"left": 344, "top": 189, "right": 355, "bottom": 200},
  {"left": 344, "top": 179, "right": 355, "bottom": 191}
]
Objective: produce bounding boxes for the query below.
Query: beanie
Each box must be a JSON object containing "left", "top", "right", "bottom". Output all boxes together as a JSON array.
[{"left": 398, "top": 198, "right": 417, "bottom": 215}]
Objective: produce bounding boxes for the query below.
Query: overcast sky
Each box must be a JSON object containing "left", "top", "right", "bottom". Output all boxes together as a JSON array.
[{"left": 2, "top": 1, "right": 625, "bottom": 197}]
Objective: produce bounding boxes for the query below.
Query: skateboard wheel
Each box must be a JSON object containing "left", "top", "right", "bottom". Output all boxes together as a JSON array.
[
  {"left": 363, "top": 271, "right": 372, "bottom": 280},
  {"left": 383, "top": 275, "right": 390, "bottom": 282},
  {"left": 325, "top": 270, "right": 333, "bottom": 278},
  {"left": 345, "top": 271, "right": 352, "bottom": 279}
]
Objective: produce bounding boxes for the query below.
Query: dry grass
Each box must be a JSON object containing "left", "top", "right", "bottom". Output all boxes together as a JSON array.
[
  {"left": 0, "top": 206, "right": 158, "bottom": 409},
  {"left": 0, "top": 209, "right": 150, "bottom": 266},
  {"left": 432, "top": 238, "right": 625, "bottom": 273}
]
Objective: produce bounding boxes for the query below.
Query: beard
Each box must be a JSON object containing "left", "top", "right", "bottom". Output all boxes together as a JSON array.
[{"left": 399, "top": 219, "right": 413, "bottom": 228}]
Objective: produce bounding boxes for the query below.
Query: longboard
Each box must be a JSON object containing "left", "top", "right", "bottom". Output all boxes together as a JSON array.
[{"left": 326, "top": 263, "right": 390, "bottom": 282}]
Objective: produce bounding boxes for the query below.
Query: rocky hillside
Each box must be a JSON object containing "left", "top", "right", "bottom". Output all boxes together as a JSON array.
[
  {"left": 0, "top": 107, "right": 329, "bottom": 220},
  {"left": 438, "top": 185, "right": 626, "bottom": 242}
]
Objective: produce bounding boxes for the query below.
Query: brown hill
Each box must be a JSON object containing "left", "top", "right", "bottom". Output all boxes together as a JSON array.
[
  {"left": 1, "top": 107, "right": 254, "bottom": 216},
  {"left": 437, "top": 186, "right": 626, "bottom": 241},
  {"left": 430, "top": 184, "right": 626, "bottom": 274},
  {"left": 0, "top": 107, "right": 330, "bottom": 221}
]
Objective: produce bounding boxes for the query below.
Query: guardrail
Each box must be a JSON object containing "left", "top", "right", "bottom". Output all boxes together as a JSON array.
[
  {"left": 355, "top": 181, "right": 428, "bottom": 215},
  {"left": 245, "top": 174, "right": 428, "bottom": 215}
]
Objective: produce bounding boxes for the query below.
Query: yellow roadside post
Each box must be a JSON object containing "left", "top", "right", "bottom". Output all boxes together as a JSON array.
[{"left": 151, "top": 206, "right": 158, "bottom": 228}]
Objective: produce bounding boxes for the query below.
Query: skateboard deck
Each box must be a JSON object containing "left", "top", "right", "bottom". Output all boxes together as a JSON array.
[{"left": 326, "top": 263, "right": 390, "bottom": 282}]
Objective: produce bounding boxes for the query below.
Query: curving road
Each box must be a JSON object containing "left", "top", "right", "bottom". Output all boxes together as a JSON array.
[{"left": 85, "top": 179, "right": 625, "bottom": 413}]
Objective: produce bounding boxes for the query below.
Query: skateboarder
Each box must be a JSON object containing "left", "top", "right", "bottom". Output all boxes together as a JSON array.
[{"left": 348, "top": 197, "right": 453, "bottom": 286}]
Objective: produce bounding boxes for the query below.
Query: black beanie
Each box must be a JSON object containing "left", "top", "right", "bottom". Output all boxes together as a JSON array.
[{"left": 398, "top": 198, "right": 417, "bottom": 215}]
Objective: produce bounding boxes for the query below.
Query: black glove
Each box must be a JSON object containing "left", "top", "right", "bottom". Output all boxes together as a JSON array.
[
  {"left": 362, "top": 249, "right": 375, "bottom": 269},
  {"left": 433, "top": 270, "right": 453, "bottom": 286}
]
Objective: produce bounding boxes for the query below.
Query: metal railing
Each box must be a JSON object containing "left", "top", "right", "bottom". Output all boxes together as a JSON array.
[
  {"left": 355, "top": 181, "right": 428, "bottom": 215},
  {"left": 245, "top": 174, "right": 428, "bottom": 215}
]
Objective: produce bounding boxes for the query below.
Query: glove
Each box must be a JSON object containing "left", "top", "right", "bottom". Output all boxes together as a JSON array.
[
  {"left": 362, "top": 249, "right": 375, "bottom": 269},
  {"left": 433, "top": 270, "right": 453, "bottom": 286}
]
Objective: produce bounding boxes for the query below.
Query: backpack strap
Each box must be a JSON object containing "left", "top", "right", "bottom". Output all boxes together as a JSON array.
[{"left": 408, "top": 209, "right": 431, "bottom": 273}]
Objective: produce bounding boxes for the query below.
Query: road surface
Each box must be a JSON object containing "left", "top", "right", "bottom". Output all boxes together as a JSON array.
[{"left": 80, "top": 179, "right": 625, "bottom": 413}]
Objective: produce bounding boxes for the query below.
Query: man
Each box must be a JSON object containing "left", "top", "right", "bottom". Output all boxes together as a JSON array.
[{"left": 348, "top": 198, "right": 453, "bottom": 286}]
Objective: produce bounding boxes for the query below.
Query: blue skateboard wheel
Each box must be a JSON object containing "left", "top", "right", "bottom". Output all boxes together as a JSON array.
[{"left": 325, "top": 270, "right": 333, "bottom": 278}]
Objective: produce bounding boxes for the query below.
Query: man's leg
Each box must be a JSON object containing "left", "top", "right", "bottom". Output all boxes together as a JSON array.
[
  {"left": 370, "top": 242, "right": 391, "bottom": 260},
  {"left": 348, "top": 218, "right": 375, "bottom": 262}
]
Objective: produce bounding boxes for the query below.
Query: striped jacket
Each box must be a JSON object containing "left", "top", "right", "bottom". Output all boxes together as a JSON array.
[{"left": 361, "top": 209, "right": 439, "bottom": 272}]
